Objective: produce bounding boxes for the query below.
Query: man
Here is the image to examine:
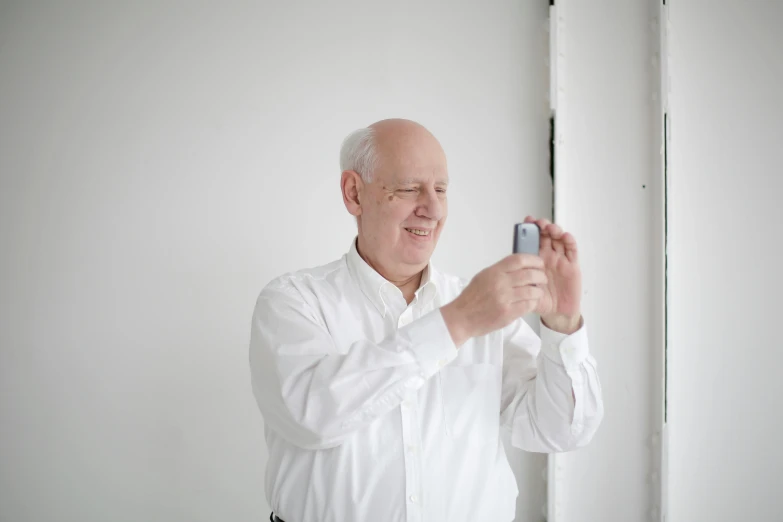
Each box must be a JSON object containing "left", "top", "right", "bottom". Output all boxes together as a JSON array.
[{"left": 249, "top": 119, "right": 603, "bottom": 522}]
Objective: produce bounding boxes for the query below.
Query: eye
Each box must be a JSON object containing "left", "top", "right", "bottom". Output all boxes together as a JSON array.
[{"left": 399, "top": 189, "right": 417, "bottom": 193}]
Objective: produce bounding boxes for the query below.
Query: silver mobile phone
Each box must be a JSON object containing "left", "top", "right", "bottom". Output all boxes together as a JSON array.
[{"left": 513, "top": 223, "right": 540, "bottom": 255}]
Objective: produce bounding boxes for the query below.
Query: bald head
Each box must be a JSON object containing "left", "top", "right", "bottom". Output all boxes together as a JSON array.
[
  {"left": 369, "top": 119, "right": 446, "bottom": 182},
  {"left": 369, "top": 118, "right": 438, "bottom": 148},
  {"left": 340, "top": 119, "right": 446, "bottom": 183}
]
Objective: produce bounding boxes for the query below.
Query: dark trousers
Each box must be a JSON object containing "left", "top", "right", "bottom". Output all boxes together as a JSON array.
[{"left": 270, "top": 513, "right": 284, "bottom": 522}]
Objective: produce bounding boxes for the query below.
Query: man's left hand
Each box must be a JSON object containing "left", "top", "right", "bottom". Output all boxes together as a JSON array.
[{"left": 524, "top": 216, "right": 582, "bottom": 334}]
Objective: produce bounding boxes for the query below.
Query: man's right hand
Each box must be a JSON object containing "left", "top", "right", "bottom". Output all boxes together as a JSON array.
[{"left": 440, "top": 254, "right": 547, "bottom": 347}]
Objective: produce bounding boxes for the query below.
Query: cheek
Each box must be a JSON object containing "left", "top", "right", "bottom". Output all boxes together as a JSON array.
[
  {"left": 436, "top": 200, "right": 448, "bottom": 222},
  {"left": 381, "top": 199, "right": 415, "bottom": 223}
]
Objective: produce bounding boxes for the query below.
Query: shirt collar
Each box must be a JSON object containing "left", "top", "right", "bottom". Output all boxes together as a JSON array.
[{"left": 346, "top": 238, "right": 439, "bottom": 316}]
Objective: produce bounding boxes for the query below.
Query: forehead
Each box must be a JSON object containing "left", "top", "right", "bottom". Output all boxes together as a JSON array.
[{"left": 376, "top": 140, "right": 449, "bottom": 185}]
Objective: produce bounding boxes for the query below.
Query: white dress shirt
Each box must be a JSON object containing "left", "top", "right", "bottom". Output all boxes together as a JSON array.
[{"left": 249, "top": 240, "right": 603, "bottom": 522}]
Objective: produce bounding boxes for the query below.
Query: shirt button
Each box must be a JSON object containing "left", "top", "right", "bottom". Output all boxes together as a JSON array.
[
  {"left": 407, "top": 444, "right": 416, "bottom": 453},
  {"left": 438, "top": 358, "right": 448, "bottom": 367},
  {"left": 402, "top": 400, "right": 412, "bottom": 409},
  {"left": 409, "top": 495, "right": 418, "bottom": 503}
]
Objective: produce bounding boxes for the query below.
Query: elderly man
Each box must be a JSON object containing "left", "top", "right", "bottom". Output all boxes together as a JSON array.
[{"left": 249, "top": 119, "right": 603, "bottom": 522}]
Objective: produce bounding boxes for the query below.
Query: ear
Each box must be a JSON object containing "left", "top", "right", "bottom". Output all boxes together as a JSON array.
[{"left": 341, "top": 170, "right": 364, "bottom": 217}]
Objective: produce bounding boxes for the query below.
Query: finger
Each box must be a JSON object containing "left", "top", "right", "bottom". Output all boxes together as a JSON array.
[
  {"left": 500, "top": 254, "right": 544, "bottom": 271},
  {"left": 536, "top": 218, "right": 552, "bottom": 232},
  {"left": 511, "top": 285, "right": 544, "bottom": 302},
  {"left": 546, "top": 223, "right": 565, "bottom": 240},
  {"left": 508, "top": 267, "right": 548, "bottom": 287},
  {"left": 540, "top": 232, "right": 552, "bottom": 253},
  {"left": 524, "top": 215, "right": 536, "bottom": 223},
  {"left": 562, "top": 232, "right": 579, "bottom": 262},
  {"left": 498, "top": 254, "right": 523, "bottom": 270},
  {"left": 505, "top": 254, "right": 544, "bottom": 272},
  {"left": 546, "top": 224, "right": 567, "bottom": 256},
  {"left": 552, "top": 237, "right": 565, "bottom": 256},
  {"left": 508, "top": 270, "right": 547, "bottom": 292}
]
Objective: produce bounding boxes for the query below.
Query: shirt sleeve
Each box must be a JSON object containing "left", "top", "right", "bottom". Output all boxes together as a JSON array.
[
  {"left": 249, "top": 282, "right": 458, "bottom": 450},
  {"left": 499, "top": 316, "right": 604, "bottom": 452}
]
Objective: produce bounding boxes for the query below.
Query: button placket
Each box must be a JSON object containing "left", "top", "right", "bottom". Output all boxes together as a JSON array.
[
  {"left": 400, "top": 394, "right": 422, "bottom": 522},
  {"left": 398, "top": 307, "right": 414, "bottom": 328},
  {"left": 398, "top": 286, "right": 429, "bottom": 520}
]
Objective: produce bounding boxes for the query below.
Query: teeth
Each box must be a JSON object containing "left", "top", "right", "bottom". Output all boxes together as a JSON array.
[{"left": 407, "top": 228, "right": 430, "bottom": 236}]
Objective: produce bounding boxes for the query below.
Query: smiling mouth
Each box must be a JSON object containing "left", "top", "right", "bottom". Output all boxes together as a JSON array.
[{"left": 405, "top": 228, "right": 431, "bottom": 237}]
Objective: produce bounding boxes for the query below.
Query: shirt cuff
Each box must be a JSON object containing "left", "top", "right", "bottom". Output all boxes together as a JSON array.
[
  {"left": 540, "top": 317, "right": 589, "bottom": 370},
  {"left": 403, "top": 309, "right": 459, "bottom": 379}
]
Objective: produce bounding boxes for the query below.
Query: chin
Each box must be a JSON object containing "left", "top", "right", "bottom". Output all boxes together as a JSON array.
[{"left": 402, "top": 248, "right": 434, "bottom": 267}]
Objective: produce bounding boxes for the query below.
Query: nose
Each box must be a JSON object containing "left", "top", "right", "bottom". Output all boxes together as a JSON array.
[{"left": 415, "top": 187, "right": 445, "bottom": 222}]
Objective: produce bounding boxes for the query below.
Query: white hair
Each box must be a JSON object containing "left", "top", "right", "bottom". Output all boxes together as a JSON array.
[{"left": 340, "top": 127, "right": 378, "bottom": 183}]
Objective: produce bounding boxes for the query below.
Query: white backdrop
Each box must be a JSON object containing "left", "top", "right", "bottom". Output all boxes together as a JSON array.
[
  {"left": 548, "top": 2, "right": 783, "bottom": 521},
  {"left": 0, "top": 2, "right": 553, "bottom": 521},
  {"left": 551, "top": 1, "right": 664, "bottom": 521},
  {"left": 667, "top": 2, "right": 783, "bottom": 520}
]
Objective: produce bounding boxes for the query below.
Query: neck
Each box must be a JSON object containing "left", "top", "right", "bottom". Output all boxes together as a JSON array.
[
  {"left": 393, "top": 272, "right": 423, "bottom": 305},
  {"left": 356, "top": 238, "right": 424, "bottom": 304}
]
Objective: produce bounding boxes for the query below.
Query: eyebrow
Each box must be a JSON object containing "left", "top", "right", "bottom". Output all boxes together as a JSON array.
[{"left": 397, "top": 178, "right": 449, "bottom": 186}]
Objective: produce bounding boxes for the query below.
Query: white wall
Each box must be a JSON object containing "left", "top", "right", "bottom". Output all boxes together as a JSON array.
[
  {"left": 552, "top": 2, "right": 783, "bottom": 521},
  {"left": 553, "top": 1, "right": 663, "bottom": 520},
  {"left": 667, "top": 2, "right": 783, "bottom": 520},
  {"left": 0, "top": 2, "right": 553, "bottom": 521}
]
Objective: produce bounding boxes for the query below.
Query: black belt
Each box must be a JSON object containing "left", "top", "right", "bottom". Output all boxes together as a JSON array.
[{"left": 270, "top": 513, "right": 285, "bottom": 522}]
